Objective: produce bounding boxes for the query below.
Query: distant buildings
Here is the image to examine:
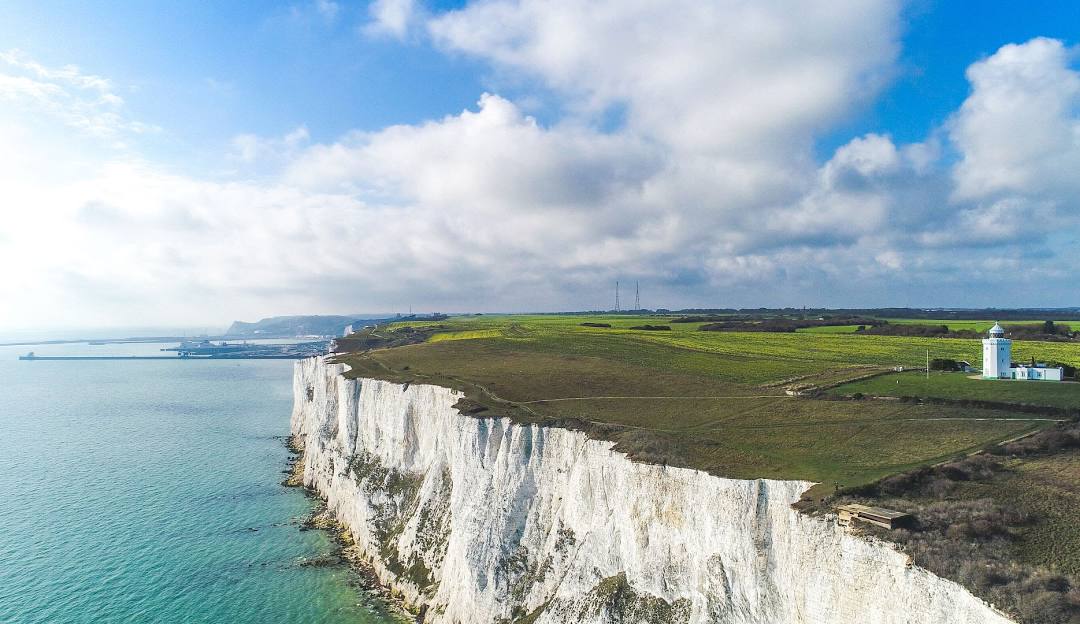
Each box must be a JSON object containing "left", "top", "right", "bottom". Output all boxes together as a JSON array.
[{"left": 981, "top": 323, "right": 1063, "bottom": 381}]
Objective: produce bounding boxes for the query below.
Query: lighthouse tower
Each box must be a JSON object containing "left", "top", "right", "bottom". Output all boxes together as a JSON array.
[{"left": 982, "top": 323, "right": 1012, "bottom": 379}]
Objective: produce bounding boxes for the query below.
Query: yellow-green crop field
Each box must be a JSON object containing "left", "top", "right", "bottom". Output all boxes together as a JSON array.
[{"left": 399, "top": 314, "right": 1080, "bottom": 385}]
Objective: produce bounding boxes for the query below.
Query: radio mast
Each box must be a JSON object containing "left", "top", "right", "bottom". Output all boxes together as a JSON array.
[
  {"left": 615, "top": 281, "right": 620, "bottom": 312},
  {"left": 634, "top": 281, "right": 640, "bottom": 310}
]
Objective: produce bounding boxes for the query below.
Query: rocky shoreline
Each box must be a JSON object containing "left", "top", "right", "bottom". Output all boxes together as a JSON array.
[{"left": 283, "top": 435, "right": 415, "bottom": 622}]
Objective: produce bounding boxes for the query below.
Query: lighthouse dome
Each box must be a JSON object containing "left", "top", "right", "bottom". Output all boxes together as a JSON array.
[{"left": 988, "top": 323, "right": 1005, "bottom": 337}]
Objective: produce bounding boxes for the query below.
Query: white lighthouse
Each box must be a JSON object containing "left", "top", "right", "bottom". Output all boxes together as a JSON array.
[
  {"left": 981, "top": 323, "right": 1063, "bottom": 381},
  {"left": 981, "top": 323, "right": 1011, "bottom": 379}
]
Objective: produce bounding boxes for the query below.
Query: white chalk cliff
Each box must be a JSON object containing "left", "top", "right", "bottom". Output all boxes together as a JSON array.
[{"left": 291, "top": 356, "right": 1015, "bottom": 624}]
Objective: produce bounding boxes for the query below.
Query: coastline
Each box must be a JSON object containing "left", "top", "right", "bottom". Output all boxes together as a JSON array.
[{"left": 283, "top": 435, "right": 415, "bottom": 622}]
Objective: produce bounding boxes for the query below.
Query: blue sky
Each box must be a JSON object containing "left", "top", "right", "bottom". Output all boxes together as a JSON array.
[
  {"left": 0, "top": 1, "right": 485, "bottom": 173},
  {"left": 825, "top": 1, "right": 1080, "bottom": 154},
  {"left": 5, "top": 1, "right": 1074, "bottom": 166},
  {"left": 1, "top": 1, "right": 1079, "bottom": 329}
]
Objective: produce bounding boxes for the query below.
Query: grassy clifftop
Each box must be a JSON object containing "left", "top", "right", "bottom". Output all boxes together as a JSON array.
[
  {"left": 334, "top": 314, "right": 1078, "bottom": 491},
  {"left": 334, "top": 313, "right": 1080, "bottom": 624}
]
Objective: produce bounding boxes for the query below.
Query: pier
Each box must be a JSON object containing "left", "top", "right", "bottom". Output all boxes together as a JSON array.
[
  {"left": 18, "top": 340, "right": 330, "bottom": 361},
  {"left": 18, "top": 353, "right": 311, "bottom": 361}
]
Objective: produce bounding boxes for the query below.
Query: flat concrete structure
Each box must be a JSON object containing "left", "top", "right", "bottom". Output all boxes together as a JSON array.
[{"left": 837, "top": 503, "right": 912, "bottom": 529}]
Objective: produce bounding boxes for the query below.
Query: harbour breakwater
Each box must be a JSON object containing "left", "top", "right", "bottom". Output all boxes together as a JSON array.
[{"left": 290, "top": 356, "right": 1015, "bottom": 624}]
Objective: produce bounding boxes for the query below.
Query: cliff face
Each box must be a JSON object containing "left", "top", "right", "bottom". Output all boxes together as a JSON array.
[{"left": 291, "top": 356, "right": 1014, "bottom": 624}]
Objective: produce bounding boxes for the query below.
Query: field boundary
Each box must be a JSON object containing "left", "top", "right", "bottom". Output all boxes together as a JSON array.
[
  {"left": 520, "top": 395, "right": 789, "bottom": 403},
  {"left": 822, "top": 391, "right": 1080, "bottom": 419}
]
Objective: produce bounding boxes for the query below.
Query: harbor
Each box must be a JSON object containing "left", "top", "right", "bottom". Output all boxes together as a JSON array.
[{"left": 18, "top": 339, "right": 331, "bottom": 361}]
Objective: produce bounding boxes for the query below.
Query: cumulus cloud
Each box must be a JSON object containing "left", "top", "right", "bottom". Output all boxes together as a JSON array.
[
  {"left": 935, "top": 37, "right": 1080, "bottom": 254},
  {"left": 764, "top": 37, "right": 1080, "bottom": 279},
  {"left": 7, "top": 10, "right": 1080, "bottom": 329},
  {"left": 286, "top": 94, "right": 659, "bottom": 208},
  {"left": 950, "top": 37, "right": 1080, "bottom": 201},
  {"left": 429, "top": 0, "right": 900, "bottom": 159},
  {"left": 917, "top": 198, "right": 1062, "bottom": 249}
]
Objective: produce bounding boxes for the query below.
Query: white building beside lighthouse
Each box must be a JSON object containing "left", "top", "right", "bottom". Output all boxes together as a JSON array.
[{"left": 981, "top": 323, "right": 1063, "bottom": 381}]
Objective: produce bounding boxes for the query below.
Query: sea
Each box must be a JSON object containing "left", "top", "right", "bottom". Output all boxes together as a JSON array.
[{"left": 0, "top": 338, "right": 400, "bottom": 624}]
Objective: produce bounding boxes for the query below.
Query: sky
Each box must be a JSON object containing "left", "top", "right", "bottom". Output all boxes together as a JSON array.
[{"left": 1, "top": 0, "right": 1079, "bottom": 330}]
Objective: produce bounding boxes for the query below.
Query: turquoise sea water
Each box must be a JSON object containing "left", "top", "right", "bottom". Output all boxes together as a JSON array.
[{"left": 0, "top": 341, "right": 398, "bottom": 624}]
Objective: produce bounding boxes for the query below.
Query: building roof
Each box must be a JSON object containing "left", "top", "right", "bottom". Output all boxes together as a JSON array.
[{"left": 988, "top": 323, "right": 1005, "bottom": 336}]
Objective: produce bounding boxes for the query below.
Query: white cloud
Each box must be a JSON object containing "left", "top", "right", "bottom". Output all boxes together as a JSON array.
[
  {"left": 9, "top": 20, "right": 1080, "bottom": 330},
  {"left": 231, "top": 125, "right": 311, "bottom": 167},
  {"left": 364, "top": 0, "right": 419, "bottom": 39},
  {"left": 825, "top": 133, "right": 902, "bottom": 180},
  {"left": 0, "top": 49, "right": 156, "bottom": 142},
  {"left": 429, "top": 0, "right": 900, "bottom": 159},
  {"left": 285, "top": 94, "right": 659, "bottom": 210},
  {"left": 917, "top": 198, "right": 1062, "bottom": 248},
  {"left": 755, "top": 37, "right": 1080, "bottom": 273},
  {"left": 12, "top": 4, "right": 918, "bottom": 327},
  {"left": 928, "top": 37, "right": 1080, "bottom": 256},
  {"left": 0, "top": 49, "right": 115, "bottom": 94},
  {"left": 950, "top": 37, "right": 1080, "bottom": 201},
  {"left": 0, "top": 159, "right": 385, "bottom": 328}
]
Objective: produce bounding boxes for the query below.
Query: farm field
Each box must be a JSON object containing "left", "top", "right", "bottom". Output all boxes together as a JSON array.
[
  {"left": 394, "top": 314, "right": 1080, "bottom": 380},
  {"left": 335, "top": 314, "right": 1076, "bottom": 490},
  {"left": 830, "top": 371, "right": 1080, "bottom": 409}
]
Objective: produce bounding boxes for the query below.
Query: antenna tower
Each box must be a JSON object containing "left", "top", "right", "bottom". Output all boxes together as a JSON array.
[
  {"left": 615, "top": 281, "right": 620, "bottom": 312},
  {"left": 634, "top": 281, "right": 640, "bottom": 310}
]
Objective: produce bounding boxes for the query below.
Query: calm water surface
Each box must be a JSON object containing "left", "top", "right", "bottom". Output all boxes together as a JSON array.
[{"left": 0, "top": 341, "right": 398, "bottom": 624}]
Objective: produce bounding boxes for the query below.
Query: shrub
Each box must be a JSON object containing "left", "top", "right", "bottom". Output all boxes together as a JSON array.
[
  {"left": 993, "top": 423, "right": 1080, "bottom": 457},
  {"left": 828, "top": 449, "right": 1077, "bottom": 624}
]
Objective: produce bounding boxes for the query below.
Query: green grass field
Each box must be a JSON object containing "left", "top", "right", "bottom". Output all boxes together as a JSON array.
[
  {"left": 829, "top": 371, "right": 1080, "bottom": 409},
  {"left": 335, "top": 314, "right": 1080, "bottom": 490}
]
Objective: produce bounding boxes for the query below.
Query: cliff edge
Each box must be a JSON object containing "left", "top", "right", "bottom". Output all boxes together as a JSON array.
[{"left": 291, "top": 356, "right": 1014, "bottom": 624}]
